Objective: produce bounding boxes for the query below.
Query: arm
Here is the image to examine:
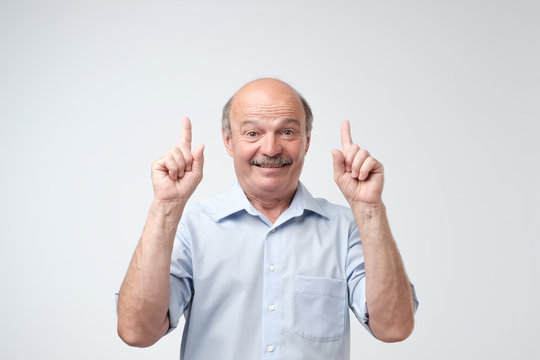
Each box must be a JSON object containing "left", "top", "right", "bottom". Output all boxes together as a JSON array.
[
  {"left": 332, "top": 121, "right": 415, "bottom": 342},
  {"left": 117, "top": 117, "right": 204, "bottom": 347}
]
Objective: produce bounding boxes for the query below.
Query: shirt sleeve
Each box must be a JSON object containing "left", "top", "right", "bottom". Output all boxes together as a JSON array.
[
  {"left": 167, "top": 221, "right": 194, "bottom": 333},
  {"left": 345, "top": 223, "right": 373, "bottom": 334},
  {"left": 346, "top": 220, "right": 419, "bottom": 336}
]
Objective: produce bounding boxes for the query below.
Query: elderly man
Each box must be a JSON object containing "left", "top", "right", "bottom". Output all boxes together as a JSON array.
[{"left": 117, "top": 78, "right": 418, "bottom": 359}]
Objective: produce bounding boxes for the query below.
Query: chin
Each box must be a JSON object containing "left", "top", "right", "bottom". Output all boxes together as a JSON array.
[{"left": 254, "top": 177, "right": 297, "bottom": 195}]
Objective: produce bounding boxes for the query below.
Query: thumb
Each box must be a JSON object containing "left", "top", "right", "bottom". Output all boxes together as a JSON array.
[
  {"left": 331, "top": 149, "right": 346, "bottom": 177},
  {"left": 192, "top": 144, "right": 205, "bottom": 175}
]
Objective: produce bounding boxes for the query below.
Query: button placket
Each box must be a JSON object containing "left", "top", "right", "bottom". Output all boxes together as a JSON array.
[{"left": 262, "top": 227, "right": 281, "bottom": 358}]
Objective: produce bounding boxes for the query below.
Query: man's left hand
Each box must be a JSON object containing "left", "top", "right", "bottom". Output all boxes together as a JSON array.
[{"left": 332, "top": 120, "right": 384, "bottom": 206}]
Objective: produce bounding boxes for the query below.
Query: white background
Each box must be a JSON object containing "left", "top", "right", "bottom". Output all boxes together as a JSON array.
[{"left": 1, "top": 1, "right": 538, "bottom": 359}]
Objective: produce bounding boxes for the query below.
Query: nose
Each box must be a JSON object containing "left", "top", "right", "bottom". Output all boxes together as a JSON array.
[{"left": 261, "top": 133, "right": 282, "bottom": 157}]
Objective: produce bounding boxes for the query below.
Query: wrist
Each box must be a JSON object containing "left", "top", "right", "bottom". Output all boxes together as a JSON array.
[
  {"left": 349, "top": 200, "right": 387, "bottom": 228},
  {"left": 149, "top": 198, "right": 187, "bottom": 225},
  {"left": 349, "top": 200, "right": 385, "bottom": 214}
]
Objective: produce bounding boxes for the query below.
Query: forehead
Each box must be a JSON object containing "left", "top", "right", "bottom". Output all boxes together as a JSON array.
[{"left": 230, "top": 81, "right": 306, "bottom": 124}]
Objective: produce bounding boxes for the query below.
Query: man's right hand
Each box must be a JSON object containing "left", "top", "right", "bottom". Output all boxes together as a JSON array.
[
  {"left": 151, "top": 116, "right": 205, "bottom": 202},
  {"left": 118, "top": 116, "right": 204, "bottom": 347}
]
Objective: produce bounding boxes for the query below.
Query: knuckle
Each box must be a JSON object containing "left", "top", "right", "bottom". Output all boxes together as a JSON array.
[
  {"left": 179, "top": 146, "right": 193, "bottom": 159},
  {"left": 345, "top": 145, "right": 360, "bottom": 160},
  {"left": 168, "top": 162, "right": 178, "bottom": 171},
  {"left": 178, "top": 142, "right": 190, "bottom": 151},
  {"left": 172, "top": 146, "right": 183, "bottom": 157},
  {"left": 179, "top": 157, "right": 188, "bottom": 168}
]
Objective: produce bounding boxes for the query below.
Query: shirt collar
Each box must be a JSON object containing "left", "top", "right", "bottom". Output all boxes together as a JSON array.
[
  {"left": 210, "top": 181, "right": 329, "bottom": 222},
  {"left": 210, "top": 181, "right": 257, "bottom": 221}
]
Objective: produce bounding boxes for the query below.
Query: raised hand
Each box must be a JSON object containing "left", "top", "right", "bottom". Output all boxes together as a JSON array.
[
  {"left": 151, "top": 116, "right": 205, "bottom": 202},
  {"left": 331, "top": 120, "right": 384, "bottom": 205}
]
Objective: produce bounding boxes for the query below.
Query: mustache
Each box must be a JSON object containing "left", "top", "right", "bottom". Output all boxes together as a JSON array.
[{"left": 250, "top": 156, "right": 293, "bottom": 167}]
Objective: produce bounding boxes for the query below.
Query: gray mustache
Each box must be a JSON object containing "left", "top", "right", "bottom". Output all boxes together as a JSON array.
[{"left": 250, "top": 156, "right": 293, "bottom": 167}]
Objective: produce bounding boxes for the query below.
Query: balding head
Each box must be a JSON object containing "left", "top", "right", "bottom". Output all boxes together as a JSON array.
[{"left": 221, "top": 78, "right": 313, "bottom": 137}]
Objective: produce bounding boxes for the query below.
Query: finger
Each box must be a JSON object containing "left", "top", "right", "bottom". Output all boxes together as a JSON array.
[
  {"left": 151, "top": 158, "right": 167, "bottom": 178},
  {"left": 340, "top": 120, "right": 353, "bottom": 149},
  {"left": 180, "top": 116, "right": 192, "bottom": 147},
  {"left": 163, "top": 156, "right": 181, "bottom": 180},
  {"left": 191, "top": 144, "right": 205, "bottom": 176},
  {"left": 331, "top": 149, "right": 346, "bottom": 178},
  {"left": 350, "top": 149, "right": 370, "bottom": 178},
  {"left": 177, "top": 144, "right": 193, "bottom": 173},
  {"left": 359, "top": 157, "right": 379, "bottom": 181},
  {"left": 343, "top": 144, "right": 360, "bottom": 173},
  {"left": 169, "top": 147, "right": 187, "bottom": 177}
]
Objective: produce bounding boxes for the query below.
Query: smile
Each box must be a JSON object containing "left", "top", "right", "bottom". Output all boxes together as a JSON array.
[{"left": 250, "top": 157, "right": 293, "bottom": 168}]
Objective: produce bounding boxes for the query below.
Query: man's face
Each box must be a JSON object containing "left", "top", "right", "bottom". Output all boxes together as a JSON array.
[{"left": 223, "top": 79, "right": 310, "bottom": 200}]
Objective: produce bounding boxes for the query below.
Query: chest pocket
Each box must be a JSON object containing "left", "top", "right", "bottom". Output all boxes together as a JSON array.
[{"left": 294, "top": 275, "right": 347, "bottom": 341}]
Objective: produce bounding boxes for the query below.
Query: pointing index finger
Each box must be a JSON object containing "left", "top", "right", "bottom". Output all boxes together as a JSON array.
[
  {"left": 180, "top": 116, "right": 192, "bottom": 146},
  {"left": 341, "top": 120, "right": 353, "bottom": 148}
]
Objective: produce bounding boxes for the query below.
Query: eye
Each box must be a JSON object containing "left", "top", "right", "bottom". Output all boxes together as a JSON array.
[
  {"left": 283, "top": 129, "right": 294, "bottom": 136},
  {"left": 246, "top": 131, "right": 258, "bottom": 137}
]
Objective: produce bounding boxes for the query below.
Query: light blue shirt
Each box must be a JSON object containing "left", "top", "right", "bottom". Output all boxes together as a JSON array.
[{"left": 168, "top": 181, "right": 416, "bottom": 360}]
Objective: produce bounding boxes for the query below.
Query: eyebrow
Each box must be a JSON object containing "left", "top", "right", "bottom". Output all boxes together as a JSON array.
[{"left": 239, "top": 118, "right": 301, "bottom": 129}]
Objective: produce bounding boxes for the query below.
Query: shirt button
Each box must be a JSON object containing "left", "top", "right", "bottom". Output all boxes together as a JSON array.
[
  {"left": 270, "top": 228, "right": 276, "bottom": 233},
  {"left": 269, "top": 264, "right": 276, "bottom": 272},
  {"left": 268, "top": 304, "right": 275, "bottom": 311},
  {"left": 267, "top": 345, "right": 274, "bottom": 352}
]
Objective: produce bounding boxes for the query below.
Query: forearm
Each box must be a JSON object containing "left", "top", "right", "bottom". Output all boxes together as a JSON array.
[
  {"left": 351, "top": 201, "right": 415, "bottom": 342},
  {"left": 117, "top": 199, "right": 186, "bottom": 347}
]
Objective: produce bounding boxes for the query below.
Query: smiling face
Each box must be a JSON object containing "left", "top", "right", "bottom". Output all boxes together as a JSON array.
[{"left": 223, "top": 79, "right": 311, "bottom": 203}]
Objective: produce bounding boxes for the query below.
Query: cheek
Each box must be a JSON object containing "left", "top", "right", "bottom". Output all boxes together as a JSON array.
[
  {"left": 234, "top": 143, "right": 257, "bottom": 160},
  {"left": 289, "top": 142, "right": 307, "bottom": 159}
]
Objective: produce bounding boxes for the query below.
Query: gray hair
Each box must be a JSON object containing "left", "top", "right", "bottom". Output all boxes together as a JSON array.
[{"left": 221, "top": 87, "right": 313, "bottom": 137}]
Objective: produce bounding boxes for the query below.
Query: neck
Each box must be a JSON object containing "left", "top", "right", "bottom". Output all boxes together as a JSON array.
[{"left": 244, "top": 187, "right": 297, "bottom": 224}]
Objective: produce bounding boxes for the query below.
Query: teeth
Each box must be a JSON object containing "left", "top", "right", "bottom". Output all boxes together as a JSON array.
[{"left": 250, "top": 158, "right": 292, "bottom": 167}]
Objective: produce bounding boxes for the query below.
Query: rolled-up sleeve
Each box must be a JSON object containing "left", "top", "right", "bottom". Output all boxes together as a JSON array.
[
  {"left": 345, "top": 225, "right": 372, "bottom": 333},
  {"left": 168, "top": 223, "right": 194, "bottom": 332},
  {"left": 346, "top": 223, "right": 419, "bottom": 335}
]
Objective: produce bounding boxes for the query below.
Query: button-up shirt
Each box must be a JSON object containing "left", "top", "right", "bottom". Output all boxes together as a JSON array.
[{"left": 168, "top": 181, "right": 416, "bottom": 359}]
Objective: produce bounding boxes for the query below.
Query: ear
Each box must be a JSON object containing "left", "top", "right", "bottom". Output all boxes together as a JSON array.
[
  {"left": 304, "top": 135, "right": 311, "bottom": 155},
  {"left": 222, "top": 128, "right": 234, "bottom": 157}
]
